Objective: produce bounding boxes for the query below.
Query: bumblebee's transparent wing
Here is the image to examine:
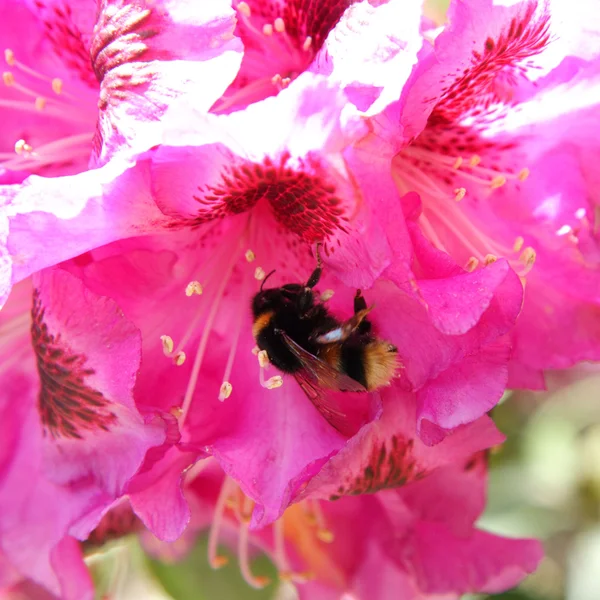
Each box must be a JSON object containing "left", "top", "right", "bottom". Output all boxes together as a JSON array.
[
  {"left": 293, "top": 370, "right": 350, "bottom": 434},
  {"left": 279, "top": 332, "right": 366, "bottom": 392}
]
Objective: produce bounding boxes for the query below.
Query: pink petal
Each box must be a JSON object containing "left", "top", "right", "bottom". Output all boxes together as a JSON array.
[
  {"left": 416, "top": 341, "right": 510, "bottom": 443},
  {"left": 298, "top": 388, "right": 503, "bottom": 501},
  {"left": 403, "top": 522, "right": 543, "bottom": 595},
  {"left": 0, "top": 269, "right": 163, "bottom": 595},
  {"left": 1, "top": 159, "right": 168, "bottom": 307}
]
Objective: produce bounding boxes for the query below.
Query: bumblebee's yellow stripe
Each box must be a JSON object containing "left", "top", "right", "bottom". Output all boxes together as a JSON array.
[{"left": 252, "top": 310, "right": 274, "bottom": 340}]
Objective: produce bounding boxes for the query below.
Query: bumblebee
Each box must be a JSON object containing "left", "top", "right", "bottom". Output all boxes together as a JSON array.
[{"left": 251, "top": 248, "right": 398, "bottom": 431}]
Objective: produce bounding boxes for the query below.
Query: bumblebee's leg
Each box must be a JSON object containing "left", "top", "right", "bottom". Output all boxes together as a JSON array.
[
  {"left": 354, "top": 290, "right": 372, "bottom": 334},
  {"left": 299, "top": 243, "right": 323, "bottom": 314}
]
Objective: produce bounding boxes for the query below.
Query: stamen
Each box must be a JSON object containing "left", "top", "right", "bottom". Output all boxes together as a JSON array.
[
  {"left": 160, "top": 334, "right": 174, "bottom": 355},
  {"left": 219, "top": 381, "right": 233, "bottom": 401},
  {"left": 519, "top": 247, "right": 536, "bottom": 271},
  {"left": 185, "top": 281, "right": 203, "bottom": 296},
  {"left": 208, "top": 477, "right": 235, "bottom": 569},
  {"left": 35, "top": 97, "right": 45, "bottom": 110},
  {"left": 453, "top": 156, "right": 463, "bottom": 169},
  {"left": 316, "top": 529, "right": 334, "bottom": 543},
  {"left": 518, "top": 168, "right": 530, "bottom": 182},
  {"left": 320, "top": 289, "right": 334, "bottom": 302},
  {"left": 251, "top": 346, "right": 260, "bottom": 356},
  {"left": 238, "top": 520, "right": 271, "bottom": 589},
  {"left": 490, "top": 175, "right": 507, "bottom": 189},
  {"left": 254, "top": 267, "right": 266, "bottom": 280},
  {"left": 469, "top": 155, "right": 481, "bottom": 167},
  {"left": 454, "top": 187, "right": 466, "bottom": 202},
  {"left": 302, "top": 37, "right": 313, "bottom": 51},
  {"left": 306, "top": 501, "right": 334, "bottom": 544},
  {"left": 465, "top": 257, "right": 479, "bottom": 272},
  {"left": 262, "top": 23, "right": 274, "bottom": 36},
  {"left": 257, "top": 350, "right": 270, "bottom": 368},
  {"left": 51, "top": 78, "right": 63, "bottom": 95},
  {"left": 237, "top": 2, "right": 251, "bottom": 17},
  {"left": 173, "top": 351, "right": 186, "bottom": 366},
  {"left": 484, "top": 254, "right": 498, "bottom": 265},
  {"left": 264, "top": 376, "right": 283, "bottom": 390},
  {"left": 218, "top": 266, "right": 250, "bottom": 402},
  {"left": 513, "top": 236, "right": 524, "bottom": 252},
  {"left": 14, "top": 139, "right": 33, "bottom": 154},
  {"left": 274, "top": 17, "right": 285, "bottom": 33},
  {"left": 3, "top": 71, "right": 14, "bottom": 86},
  {"left": 245, "top": 249, "right": 256, "bottom": 262},
  {"left": 179, "top": 233, "right": 243, "bottom": 427},
  {"left": 4, "top": 48, "right": 15, "bottom": 66}
]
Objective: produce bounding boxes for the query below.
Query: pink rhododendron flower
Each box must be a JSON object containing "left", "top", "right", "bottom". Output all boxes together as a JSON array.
[
  {"left": 0, "top": 272, "right": 166, "bottom": 599},
  {"left": 14, "top": 74, "right": 522, "bottom": 552},
  {"left": 363, "top": 0, "right": 600, "bottom": 387},
  {"left": 143, "top": 445, "right": 541, "bottom": 599},
  {"left": 0, "top": 0, "right": 243, "bottom": 304},
  {"left": 212, "top": 0, "right": 423, "bottom": 114},
  {"left": 0, "top": 0, "right": 242, "bottom": 177}
]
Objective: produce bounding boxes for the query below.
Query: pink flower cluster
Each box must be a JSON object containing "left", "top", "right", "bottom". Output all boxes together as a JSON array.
[{"left": 1, "top": 0, "right": 598, "bottom": 598}]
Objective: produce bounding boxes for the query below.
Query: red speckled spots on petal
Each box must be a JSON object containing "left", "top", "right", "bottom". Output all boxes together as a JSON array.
[
  {"left": 34, "top": 0, "right": 98, "bottom": 88},
  {"left": 330, "top": 435, "right": 426, "bottom": 499},
  {"left": 282, "top": 0, "right": 354, "bottom": 54},
  {"left": 31, "top": 289, "right": 117, "bottom": 440},
  {"left": 189, "top": 153, "right": 347, "bottom": 243},
  {"left": 431, "top": 3, "right": 551, "bottom": 125}
]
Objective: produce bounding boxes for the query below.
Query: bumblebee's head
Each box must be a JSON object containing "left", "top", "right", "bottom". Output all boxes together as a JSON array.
[{"left": 252, "top": 288, "right": 283, "bottom": 317}]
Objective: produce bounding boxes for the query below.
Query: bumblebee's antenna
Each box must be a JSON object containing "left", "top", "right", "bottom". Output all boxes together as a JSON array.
[{"left": 260, "top": 269, "right": 276, "bottom": 291}]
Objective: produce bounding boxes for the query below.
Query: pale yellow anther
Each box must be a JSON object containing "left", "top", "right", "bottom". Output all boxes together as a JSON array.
[
  {"left": 274, "top": 17, "right": 285, "bottom": 32},
  {"left": 258, "top": 349, "right": 270, "bottom": 368},
  {"left": 169, "top": 406, "right": 183, "bottom": 418},
  {"left": 3, "top": 71, "right": 15, "bottom": 86},
  {"left": 465, "top": 257, "right": 479, "bottom": 272},
  {"left": 454, "top": 187, "right": 466, "bottom": 202},
  {"left": 518, "top": 168, "right": 530, "bottom": 182},
  {"left": 519, "top": 246, "right": 536, "bottom": 268},
  {"left": 320, "top": 289, "right": 335, "bottom": 302},
  {"left": 174, "top": 351, "right": 187, "bottom": 366},
  {"left": 14, "top": 139, "right": 32, "bottom": 154},
  {"left": 251, "top": 345, "right": 260, "bottom": 356},
  {"left": 484, "top": 254, "right": 498, "bottom": 265},
  {"left": 513, "top": 236, "right": 524, "bottom": 252},
  {"left": 254, "top": 266, "right": 266, "bottom": 281},
  {"left": 316, "top": 528, "right": 335, "bottom": 543},
  {"left": 245, "top": 249, "right": 256, "bottom": 262},
  {"left": 469, "top": 155, "right": 481, "bottom": 167},
  {"left": 281, "top": 77, "right": 291, "bottom": 88},
  {"left": 185, "top": 280, "right": 203, "bottom": 296},
  {"left": 160, "top": 334, "right": 174, "bottom": 355},
  {"left": 210, "top": 555, "right": 229, "bottom": 569},
  {"left": 219, "top": 381, "right": 233, "bottom": 401},
  {"left": 265, "top": 375, "right": 283, "bottom": 389},
  {"left": 51, "top": 78, "right": 62, "bottom": 95},
  {"left": 302, "top": 36, "right": 313, "bottom": 51},
  {"left": 4, "top": 49, "right": 15, "bottom": 66},
  {"left": 262, "top": 23, "right": 273, "bottom": 35},
  {"left": 253, "top": 576, "right": 271, "bottom": 589},
  {"left": 452, "top": 156, "right": 463, "bottom": 169},
  {"left": 271, "top": 74, "right": 282, "bottom": 86},
  {"left": 490, "top": 175, "right": 507, "bottom": 189},
  {"left": 35, "top": 97, "right": 46, "bottom": 111},
  {"left": 237, "top": 1, "right": 251, "bottom": 17}
]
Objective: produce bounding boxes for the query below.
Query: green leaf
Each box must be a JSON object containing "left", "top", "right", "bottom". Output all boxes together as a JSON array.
[{"left": 147, "top": 535, "right": 278, "bottom": 600}]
